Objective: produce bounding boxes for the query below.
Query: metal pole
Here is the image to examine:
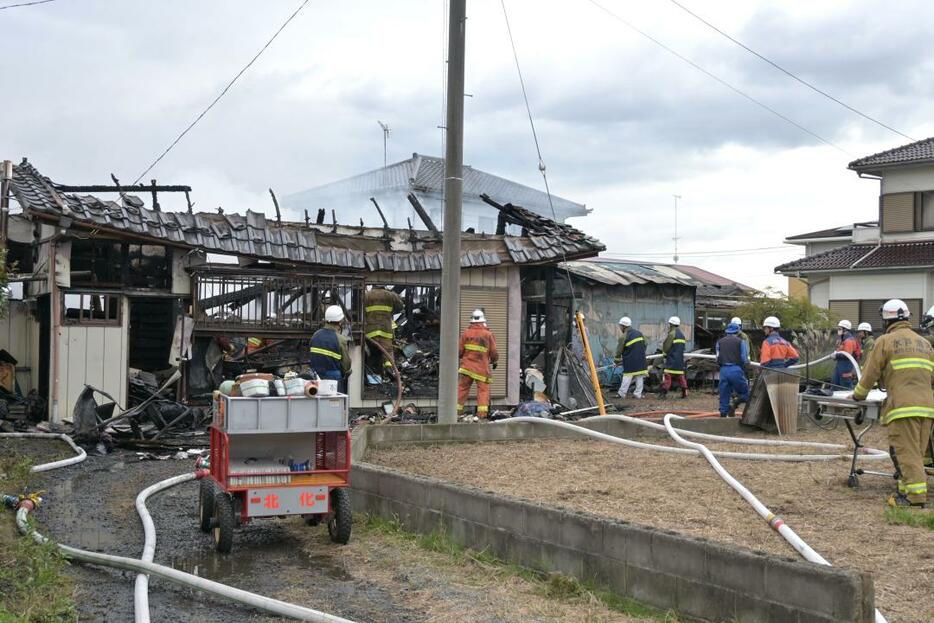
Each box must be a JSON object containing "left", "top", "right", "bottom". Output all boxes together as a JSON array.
[
  {"left": 438, "top": 0, "right": 466, "bottom": 424},
  {"left": 672, "top": 194, "right": 681, "bottom": 263}
]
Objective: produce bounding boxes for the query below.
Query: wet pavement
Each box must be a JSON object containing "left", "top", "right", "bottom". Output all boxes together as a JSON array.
[{"left": 25, "top": 448, "right": 419, "bottom": 623}]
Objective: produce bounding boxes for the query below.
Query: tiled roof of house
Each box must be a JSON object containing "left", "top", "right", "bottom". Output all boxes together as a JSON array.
[
  {"left": 775, "top": 241, "right": 934, "bottom": 273},
  {"left": 848, "top": 137, "right": 934, "bottom": 171},
  {"left": 10, "top": 159, "right": 603, "bottom": 271}
]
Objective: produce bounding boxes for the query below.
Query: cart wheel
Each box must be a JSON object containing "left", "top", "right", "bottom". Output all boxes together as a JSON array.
[
  {"left": 213, "top": 492, "right": 235, "bottom": 554},
  {"left": 198, "top": 479, "right": 216, "bottom": 533},
  {"left": 327, "top": 488, "right": 352, "bottom": 545},
  {"left": 847, "top": 474, "right": 860, "bottom": 489}
]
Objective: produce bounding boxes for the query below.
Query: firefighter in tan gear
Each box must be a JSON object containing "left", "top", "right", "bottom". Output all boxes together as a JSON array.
[
  {"left": 364, "top": 285, "right": 404, "bottom": 374},
  {"left": 457, "top": 309, "right": 498, "bottom": 419},
  {"left": 852, "top": 299, "right": 934, "bottom": 508}
]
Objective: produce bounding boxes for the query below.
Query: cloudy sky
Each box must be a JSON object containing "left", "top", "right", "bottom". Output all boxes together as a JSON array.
[{"left": 5, "top": 0, "right": 934, "bottom": 290}]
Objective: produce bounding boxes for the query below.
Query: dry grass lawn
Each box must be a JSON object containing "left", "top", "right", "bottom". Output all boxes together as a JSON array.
[{"left": 370, "top": 425, "right": 934, "bottom": 623}]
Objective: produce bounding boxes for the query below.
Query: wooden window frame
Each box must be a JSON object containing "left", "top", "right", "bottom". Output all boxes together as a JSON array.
[{"left": 61, "top": 292, "right": 122, "bottom": 327}]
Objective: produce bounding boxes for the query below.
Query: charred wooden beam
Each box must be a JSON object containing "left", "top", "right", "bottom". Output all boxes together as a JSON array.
[
  {"left": 315, "top": 208, "right": 326, "bottom": 225},
  {"left": 406, "top": 193, "right": 440, "bottom": 236},
  {"left": 56, "top": 182, "right": 192, "bottom": 192},
  {"left": 369, "top": 197, "right": 390, "bottom": 229},
  {"left": 269, "top": 188, "right": 282, "bottom": 224}
]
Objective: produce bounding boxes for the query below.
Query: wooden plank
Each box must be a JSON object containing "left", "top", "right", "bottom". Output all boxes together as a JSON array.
[
  {"left": 83, "top": 326, "right": 106, "bottom": 397},
  {"left": 459, "top": 287, "right": 508, "bottom": 398}
]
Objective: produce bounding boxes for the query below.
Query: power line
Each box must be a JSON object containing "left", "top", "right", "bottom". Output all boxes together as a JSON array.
[
  {"left": 132, "top": 0, "right": 311, "bottom": 184},
  {"left": 0, "top": 0, "right": 58, "bottom": 10},
  {"left": 499, "top": 0, "right": 578, "bottom": 300},
  {"left": 666, "top": 0, "right": 915, "bottom": 142},
  {"left": 602, "top": 245, "right": 803, "bottom": 258},
  {"left": 583, "top": 0, "right": 849, "bottom": 155}
]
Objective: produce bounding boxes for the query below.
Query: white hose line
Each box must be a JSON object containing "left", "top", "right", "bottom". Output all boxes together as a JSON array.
[
  {"left": 504, "top": 417, "right": 889, "bottom": 462},
  {"left": 16, "top": 506, "right": 359, "bottom": 623},
  {"left": 134, "top": 472, "right": 196, "bottom": 623},
  {"left": 0, "top": 432, "right": 87, "bottom": 472},
  {"left": 581, "top": 414, "right": 881, "bottom": 452},
  {"left": 661, "top": 414, "right": 888, "bottom": 623},
  {"left": 630, "top": 350, "right": 838, "bottom": 371}
]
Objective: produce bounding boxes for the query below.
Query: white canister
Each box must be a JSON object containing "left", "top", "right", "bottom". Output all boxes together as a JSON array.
[
  {"left": 273, "top": 379, "right": 286, "bottom": 396},
  {"left": 316, "top": 379, "right": 338, "bottom": 396},
  {"left": 284, "top": 376, "right": 306, "bottom": 396},
  {"left": 240, "top": 378, "right": 270, "bottom": 397}
]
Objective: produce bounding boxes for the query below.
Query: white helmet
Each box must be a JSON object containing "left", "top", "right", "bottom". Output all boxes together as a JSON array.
[
  {"left": 857, "top": 322, "right": 872, "bottom": 332},
  {"left": 880, "top": 299, "right": 910, "bottom": 321},
  {"left": 324, "top": 305, "right": 344, "bottom": 323},
  {"left": 618, "top": 316, "right": 632, "bottom": 327},
  {"left": 922, "top": 305, "right": 934, "bottom": 330},
  {"left": 668, "top": 316, "right": 681, "bottom": 326},
  {"left": 471, "top": 309, "right": 486, "bottom": 323},
  {"left": 837, "top": 319, "right": 852, "bottom": 331},
  {"left": 763, "top": 316, "right": 781, "bottom": 329},
  {"left": 730, "top": 316, "right": 742, "bottom": 327}
]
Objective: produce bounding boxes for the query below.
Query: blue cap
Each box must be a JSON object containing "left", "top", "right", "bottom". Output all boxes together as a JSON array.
[{"left": 725, "top": 323, "right": 739, "bottom": 334}]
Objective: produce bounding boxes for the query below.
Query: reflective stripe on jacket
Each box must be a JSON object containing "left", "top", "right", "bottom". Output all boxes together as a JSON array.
[
  {"left": 364, "top": 288, "right": 404, "bottom": 337},
  {"left": 853, "top": 320, "right": 934, "bottom": 424},
  {"left": 309, "top": 325, "right": 351, "bottom": 378},
  {"left": 760, "top": 333, "right": 799, "bottom": 368},
  {"left": 663, "top": 327, "right": 686, "bottom": 373},
  {"left": 615, "top": 328, "right": 647, "bottom": 376},
  {"left": 458, "top": 323, "right": 498, "bottom": 383}
]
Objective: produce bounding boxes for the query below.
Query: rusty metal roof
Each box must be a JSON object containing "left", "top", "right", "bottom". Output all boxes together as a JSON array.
[{"left": 10, "top": 159, "right": 602, "bottom": 272}]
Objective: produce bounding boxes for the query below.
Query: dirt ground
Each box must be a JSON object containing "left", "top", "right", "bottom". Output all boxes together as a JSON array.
[
  {"left": 1, "top": 440, "right": 658, "bottom": 623},
  {"left": 370, "top": 424, "right": 934, "bottom": 623}
]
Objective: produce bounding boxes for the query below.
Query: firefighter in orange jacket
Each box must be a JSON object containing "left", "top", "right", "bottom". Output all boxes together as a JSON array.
[{"left": 457, "top": 309, "right": 499, "bottom": 418}]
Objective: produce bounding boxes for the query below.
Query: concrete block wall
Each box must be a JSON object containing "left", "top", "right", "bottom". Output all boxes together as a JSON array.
[{"left": 351, "top": 422, "right": 875, "bottom": 623}]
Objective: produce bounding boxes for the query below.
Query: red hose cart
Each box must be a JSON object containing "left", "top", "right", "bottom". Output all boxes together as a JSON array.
[{"left": 198, "top": 393, "right": 352, "bottom": 553}]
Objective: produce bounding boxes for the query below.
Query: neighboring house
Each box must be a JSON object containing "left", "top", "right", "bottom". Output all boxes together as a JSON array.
[
  {"left": 777, "top": 137, "right": 934, "bottom": 327},
  {"left": 282, "top": 153, "right": 589, "bottom": 234}
]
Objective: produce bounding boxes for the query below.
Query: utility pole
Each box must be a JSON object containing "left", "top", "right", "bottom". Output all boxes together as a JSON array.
[
  {"left": 377, "top": 120, "right": 391, "bottom": 168},
  {"left": 672, "top": 194, "right": 682, "bottom": 263},
  {"left": 438, "top": 0, "right": 466, "bottom": 424}
]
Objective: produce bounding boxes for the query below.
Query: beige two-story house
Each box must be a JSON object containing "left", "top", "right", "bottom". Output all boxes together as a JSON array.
[{"left": 777, "top": 138, "right": 934, "bottom": 328}]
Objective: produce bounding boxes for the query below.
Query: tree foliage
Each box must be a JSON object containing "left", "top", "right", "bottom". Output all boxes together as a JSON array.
[{"left": 734, "top": 287, "right": 837, "bottom": 330}]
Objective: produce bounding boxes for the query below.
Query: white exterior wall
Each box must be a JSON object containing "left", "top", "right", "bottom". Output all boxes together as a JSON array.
[
  {"left": 828, "top": 272, "right": 926, "bottom": 301},
  {"left": 0, "top": 301, "right": 38, "bottom": 395},
  {"left": 57, "top": 296, "right": 129, "bottom": 421},
  {"left": 808, "top": 279, "right": 830, "bottom": 308},
  {"left": 880, "top": 164, "right": 934, "bottom": 194}
]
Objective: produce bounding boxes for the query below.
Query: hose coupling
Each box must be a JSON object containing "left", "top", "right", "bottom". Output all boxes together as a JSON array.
[
  {"left": 766, "top": 512, "right": 785, "bottom": 532},
  {"left": 2, "top": 492, "right": 43, "bottom": 510}
]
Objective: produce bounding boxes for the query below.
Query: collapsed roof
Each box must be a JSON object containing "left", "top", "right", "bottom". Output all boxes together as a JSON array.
[{"left": 9, "top": 159, "right": 604, "bottom": 272}]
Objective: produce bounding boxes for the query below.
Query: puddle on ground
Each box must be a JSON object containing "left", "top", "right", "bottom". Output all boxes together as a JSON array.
[
  {"left": 169, "top": 534, "right": 353, "bottom": 583},
  {"left": 43, "top": 467, "right": 127, "bottom": 551}
]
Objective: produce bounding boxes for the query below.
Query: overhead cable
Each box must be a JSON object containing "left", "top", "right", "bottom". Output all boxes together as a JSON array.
[
  {"left": 500, "top": 0, "right": 578, "bottom": 298},
  {"left": 0, "top": 0, "right": 59, "bottom": 9},
  {"left": 584, "top": 0, "right": 849, "bottom": 155},
  {"left": 667, "top": 0, "right": 915, "bottom": 142},
  {"left": 132, "top": 0, "right": 311, "bottom": 184}
]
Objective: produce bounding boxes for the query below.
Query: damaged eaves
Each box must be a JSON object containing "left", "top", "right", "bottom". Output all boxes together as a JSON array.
[{"left": 10, "top": 160, "right": 604, "bottom": 271}]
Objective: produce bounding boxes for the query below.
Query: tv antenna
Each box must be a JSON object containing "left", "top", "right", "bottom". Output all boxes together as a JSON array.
[
  {"left": 673, "top": 194, "right": 682, "bottom": 263},
  {"left": 377, "top": 120, "right": 391, "bottom": 167}
]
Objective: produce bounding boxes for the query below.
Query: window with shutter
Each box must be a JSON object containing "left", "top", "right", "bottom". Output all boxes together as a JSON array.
[
  {"left": 829, "top": 300, "right": 860, "bottom": 325},
  {"left": 881, "top": 193, "right": 916, "bottom": 233},
  {"left": 459, "top": 288, "right": 509, "bottom": 398}
]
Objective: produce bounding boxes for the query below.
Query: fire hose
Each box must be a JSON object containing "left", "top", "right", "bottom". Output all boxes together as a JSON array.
[
  {"left": 500, "top": 414, "right": 888, "bottom": 623},
  {"left": 3, "top": 434, "right": 361, "bottom": 623}
]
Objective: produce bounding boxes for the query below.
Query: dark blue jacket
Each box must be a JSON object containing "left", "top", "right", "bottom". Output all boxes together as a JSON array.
[
  {"left": 309, "top": 327, "right": 346, "bottom": 379},
  {"left": 616, "top": 329, "right": 647, "bottom": 376},
  {"left": 663, "top": 327, "right": 686, "bottom": 373},
  {"left": 716, "top": 334, "right": 749, "bottom": 367}
]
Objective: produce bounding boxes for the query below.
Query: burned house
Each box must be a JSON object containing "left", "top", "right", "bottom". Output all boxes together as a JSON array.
[{"left": 0, "top": 160, "right": 603, "bottom": 424}]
